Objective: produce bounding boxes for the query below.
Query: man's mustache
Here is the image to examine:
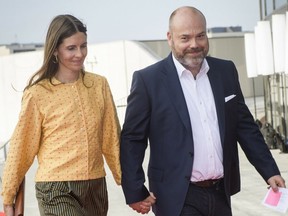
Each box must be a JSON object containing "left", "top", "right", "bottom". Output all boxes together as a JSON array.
[{"left": 185, "top": 48, "right": 203, "bottom": 54}]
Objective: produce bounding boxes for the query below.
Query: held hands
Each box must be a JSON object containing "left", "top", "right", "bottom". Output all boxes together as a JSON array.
[
  {"left": 129, "top": 192, "right": 156, "bottom": 214},
  {"left": 267, "top": 175, "right": 286, "bottom": 192},
  {"left": 3, "top": 204, "right": 14, "bottom": 216}
]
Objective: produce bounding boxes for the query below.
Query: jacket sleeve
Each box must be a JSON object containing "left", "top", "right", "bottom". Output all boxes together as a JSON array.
[
  {"left": 231, "top": 62, "right": 281, "bottom": 181},
  {"left": 101, "top": 77, "right": 122, "bottom": 185},
  {"left": 120, "top": 71, "right": 150, "bottom": 204},
  {"left": 1, "top": 90, "right": 41, "bottom": 204}
]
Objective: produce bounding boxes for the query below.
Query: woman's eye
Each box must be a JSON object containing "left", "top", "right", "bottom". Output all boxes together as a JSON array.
[{"left": 67, "top": 47, "right": 75, "bottom": 51}]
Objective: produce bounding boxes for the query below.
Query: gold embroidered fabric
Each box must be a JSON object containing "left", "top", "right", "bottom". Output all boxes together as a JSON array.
[{"left": 1, "top": 72, "right": 121, "bottom": 204}]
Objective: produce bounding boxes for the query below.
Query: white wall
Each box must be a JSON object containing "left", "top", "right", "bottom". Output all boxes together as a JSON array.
[
  {"left": 0, "top": 40, "right": 159, "bottom": 143},
  {"left": 0, "top": 46, "right": 10, "bottom": 56},
  {"left": 0, "top": 51, "right": 43, "bottom": 142}
]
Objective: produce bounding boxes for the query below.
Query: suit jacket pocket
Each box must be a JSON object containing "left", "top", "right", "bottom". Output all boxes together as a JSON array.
[{"left": 148, "top": 167, "right": 164, "bottom": 182}]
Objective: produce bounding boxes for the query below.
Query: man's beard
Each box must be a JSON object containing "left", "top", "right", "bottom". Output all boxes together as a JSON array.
[
  {"left": 170, "top": 39, "right": 208, "bottom": 71},
  {"left": 178, "top": 55, "right": 204, "bottom": 68},
  {"left": 176, "top": 50, "right": 205, "bottom": 70}
]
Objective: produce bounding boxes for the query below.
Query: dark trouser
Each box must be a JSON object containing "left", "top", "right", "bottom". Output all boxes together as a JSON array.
[
  {"left": 35, "top": 177, "right": 108, "bottom": 216},
  {"left": 180, "top": 180, "right": 232, "bottom": 216}
]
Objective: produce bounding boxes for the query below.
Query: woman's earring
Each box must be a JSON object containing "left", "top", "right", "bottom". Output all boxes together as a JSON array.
[{"left": 53, "top": 55, "right": 58, "bottom": 64}]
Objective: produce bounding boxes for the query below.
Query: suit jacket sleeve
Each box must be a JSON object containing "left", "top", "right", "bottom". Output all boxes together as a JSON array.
[
  {"left": 230, "top": 62, "right": 280, "bottom": 181},
  {"left": 120, "top": 70, "right": 150, "bottom": 204}
]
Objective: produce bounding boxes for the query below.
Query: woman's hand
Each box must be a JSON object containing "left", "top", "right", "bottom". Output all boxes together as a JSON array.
[{"left": 3, "top": 204, "right": 14, "bottom": 216}]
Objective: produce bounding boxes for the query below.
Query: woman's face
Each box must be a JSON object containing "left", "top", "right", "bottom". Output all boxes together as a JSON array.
[{"left": 54, "top": 32, "right": 87, "bottom": 74}]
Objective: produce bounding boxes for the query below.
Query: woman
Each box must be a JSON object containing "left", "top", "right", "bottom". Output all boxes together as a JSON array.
[{"left": 1, "top": 14, "right": 121, "bottom": 216}]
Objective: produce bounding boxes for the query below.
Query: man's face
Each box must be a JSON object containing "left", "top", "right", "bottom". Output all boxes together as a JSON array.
[{"left": 167, "top": 10, "right": 209, "bottom": 71}]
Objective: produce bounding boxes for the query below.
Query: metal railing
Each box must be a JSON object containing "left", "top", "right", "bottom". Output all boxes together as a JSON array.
[{"left": 0, "top": 139, "right": 9, "bottom": 161}]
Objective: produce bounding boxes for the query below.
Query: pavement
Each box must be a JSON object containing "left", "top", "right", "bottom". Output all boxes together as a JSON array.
[{"left": 0, "top": 96, "right": 287, "bottom": 215}]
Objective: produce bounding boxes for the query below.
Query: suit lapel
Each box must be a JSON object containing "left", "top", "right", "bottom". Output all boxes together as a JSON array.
[
  {"left": 207, "top": 59, "right": 225, "bottom": 144},
  {"left": 160, "top": 55, "right": 226, "bottom": 144},
  {"left": 161, "top": 54, "right": 192, "bottom": 135}
]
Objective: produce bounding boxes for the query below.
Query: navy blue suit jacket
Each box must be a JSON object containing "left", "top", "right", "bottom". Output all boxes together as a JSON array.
[{"left": 120, "top": 54, "right": 280, "bottom": 216}]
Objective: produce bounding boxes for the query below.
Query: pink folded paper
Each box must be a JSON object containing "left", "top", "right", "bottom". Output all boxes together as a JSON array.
[{"left": 265, "top": 189, "right": 282, "bottom": 206}]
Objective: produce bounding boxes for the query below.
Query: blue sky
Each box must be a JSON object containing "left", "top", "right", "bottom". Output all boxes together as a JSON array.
[{"left": 1, "top": 0, "right": 260, "bottom": 45}]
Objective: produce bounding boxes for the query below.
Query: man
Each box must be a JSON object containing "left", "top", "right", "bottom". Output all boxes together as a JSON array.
[{"left": 120, "top": 6, "right": 285, "bottom": 216}]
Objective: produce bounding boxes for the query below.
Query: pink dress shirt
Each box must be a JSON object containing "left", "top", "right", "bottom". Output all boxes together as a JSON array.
[{"left": 173, "top": 55, "right": 224, "bottom": 182}]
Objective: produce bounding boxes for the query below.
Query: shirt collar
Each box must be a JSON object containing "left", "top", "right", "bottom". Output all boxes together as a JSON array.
[
  {"left": 52, "top": 73, "right": 83, "bottom": 85},
  {"left": 172, "top": 54, "right": 210, "bottom": 79}
]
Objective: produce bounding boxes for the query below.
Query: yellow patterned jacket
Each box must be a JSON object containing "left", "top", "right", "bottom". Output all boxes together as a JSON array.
[{"left": 1, "top": 72, "right": 121, "bottom": 204}]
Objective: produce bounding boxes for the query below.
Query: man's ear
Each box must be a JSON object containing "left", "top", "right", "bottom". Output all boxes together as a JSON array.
[{"left": 167, "top": 31, "right": 172, "bottom": 46}]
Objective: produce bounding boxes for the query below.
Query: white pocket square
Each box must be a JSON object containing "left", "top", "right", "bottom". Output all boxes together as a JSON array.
[{"left": 225, "top": 94, "right": 236, "bottom": 102}]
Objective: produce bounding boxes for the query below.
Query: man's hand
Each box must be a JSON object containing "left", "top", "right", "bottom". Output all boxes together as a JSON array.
[
  {"left": 129, "top": 192, "right": 156, "bottom": 214},
  {"left": 267, "top": 175, "right": 286, "bottom": 192},
  {"left": 3, "top": 204, "right": 14, "bottom": 216}
]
